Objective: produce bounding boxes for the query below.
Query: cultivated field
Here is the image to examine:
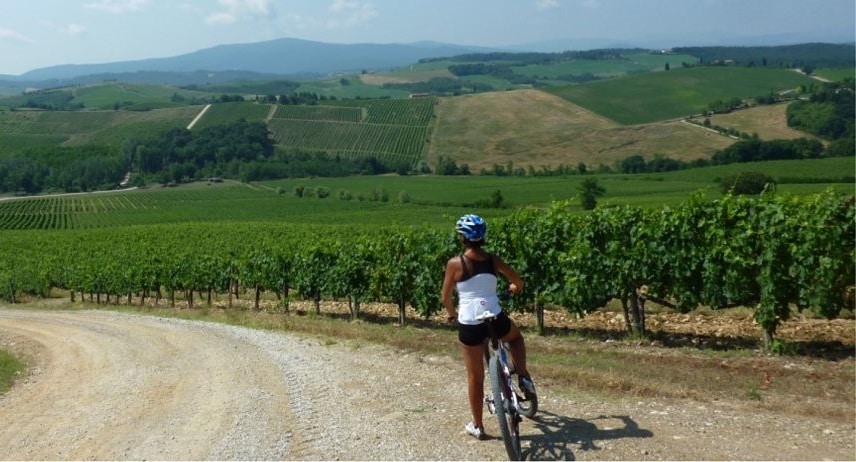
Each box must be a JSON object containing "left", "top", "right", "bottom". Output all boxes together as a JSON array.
[
  {"left": 548, "top": 67, "right": 816, "bottom": 124},
  {"left": 0, "top": 105, "right": 202, "bottom": 152},
  {"left": 0, "top": 157, "right": 852, "bottom": 230},
  {"left": 706, "top": 103, "right": 817, "bottom": 140},
  {"left": 429, "top": 89, "right": 738, "bottom": 171}
]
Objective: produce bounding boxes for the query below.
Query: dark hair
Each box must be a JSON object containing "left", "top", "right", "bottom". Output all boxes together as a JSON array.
[{"left": 459, "top": 234, "right": 484, "bottom": 248}]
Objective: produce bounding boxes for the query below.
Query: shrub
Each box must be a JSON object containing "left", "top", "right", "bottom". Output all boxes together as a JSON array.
[{"left": 721, "top": 171, "right": 775, "bottom": 195}]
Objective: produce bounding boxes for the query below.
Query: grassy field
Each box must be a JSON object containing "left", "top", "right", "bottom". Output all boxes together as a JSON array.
[
  {"left": 296, "top": 77, "right": 412, "bottom": 99},
  {"left": 547, "top": 66, "right": 816, "bottom": 124},
  {"left": 813, "top": 67, "right": 855, "bottom": 82},
  {"left": 0, "top": 157, "right": 851, "bottom": 230},
  {"left": 70, "top": 82, "right": 211, "bottom": 110},
  {"left": 512, "top": 52, "right": 700, "bottom": 79},
  {"left": 359, "top": 61, "right": 456, "bottom": 85},
  {"left": 191, "top": 101, "right": 272, "bottom": 129},
  {"left": 0, "top": 82, "right": 211, "bottom": 111},
  {"left": 0, "top": 106, "right": 203, "bottom": 155}
]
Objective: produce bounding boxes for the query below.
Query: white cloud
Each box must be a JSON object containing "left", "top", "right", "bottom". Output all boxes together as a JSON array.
[
  {"left": 59, "top": 23, "right": 87, "bottom": 36},
  {"left": 0, "top": 27, "right": 34, "bottom": 43},
  {"left": 37, "top": 20, "right": 87, "bottom": 37},
  {"left": 329, "top": 0, "right": 358, "bottom": 13},
  {"left": 206, "top": 12, "right": 237, "bottom": 25},
  {"left": 84, "top": 0, "right": 149, "bottom": 14},
  {"left": 536, "top": 0, "right": 560, "bottom": 10},
  {"left": 581, "top": 0, "right": 600, "bottom": 8},
  {"left": 325, "top": 0, "right": 377, "bottom": 28},
  {"left": 206, "top": 0, "right": 275, "bottom": 25}
]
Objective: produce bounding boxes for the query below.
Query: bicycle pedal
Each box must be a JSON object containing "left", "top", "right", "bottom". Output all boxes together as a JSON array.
[{"left": 483, "top": 396, "right": 496, "bottom": 414}]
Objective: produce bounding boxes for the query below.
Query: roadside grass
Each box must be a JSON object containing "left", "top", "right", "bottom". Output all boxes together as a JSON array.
[
  {"left": 25, "top": 296, "right": 852, "bottom": 423},
  {"left": 0, "top": 349, "right": 25, "bottom": 395}
]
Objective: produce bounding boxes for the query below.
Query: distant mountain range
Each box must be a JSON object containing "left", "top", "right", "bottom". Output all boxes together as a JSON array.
[
  {"left": 0, "top": 35, "right": 852, "bottom": 89},
  {"left": 0, "top": 38, "right": 497, "bottom": 84}
]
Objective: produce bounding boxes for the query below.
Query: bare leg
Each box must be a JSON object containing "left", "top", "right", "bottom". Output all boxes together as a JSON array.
[
  {"left": 502, "top": 322, "right": 529, "bottom": 377},
  {"left": 461, "top": 343, "right": 485, "bottom": 428}
]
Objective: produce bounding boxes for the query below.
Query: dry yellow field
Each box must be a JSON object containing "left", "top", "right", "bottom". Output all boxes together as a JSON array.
[
  {"left": 706, "top": 102, "right": 814, "bottom": 140},
  {"left": 359, "top": 68, "right": 454, "bottom": 85},
  {"left": 429, "top": 89, "right": 738, "bottom": 171}
]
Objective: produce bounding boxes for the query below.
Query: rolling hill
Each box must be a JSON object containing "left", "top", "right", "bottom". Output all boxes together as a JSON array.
[
  {"left": 1, "top": 41, "right": 851, "bottom": 177},
  {"left": 5, "top": 39, "right": 496, "bottom": 82},
  {"left": 427, "top": 89, "right": 737, "bottom": 171}
]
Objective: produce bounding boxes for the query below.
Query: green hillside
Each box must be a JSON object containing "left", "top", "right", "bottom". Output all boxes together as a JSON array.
[
  {"left": 71, "top": 82, "right": 211, "bottom": 110},
  {"left": 0, "top": 157, "right": 851, "bottom": 231},
  {"left": 0, "top": 64, "right": 846, "bottom": 177},
  {"left": 511, "top": 52, "right": 699, "bottom": 79},
  {"left": 547, "top": 66, "right": 816, "bottom": 124},
  {"left": 0, "top": 106, "right": 202, "bottom": 152},
  {"left": 190, "top": 101, "right": 272, "bottom": 129}
]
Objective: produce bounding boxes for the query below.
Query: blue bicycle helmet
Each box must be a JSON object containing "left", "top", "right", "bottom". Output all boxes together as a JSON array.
[{"left": 456, "top": 214, "right": 486, "bottom": 242}]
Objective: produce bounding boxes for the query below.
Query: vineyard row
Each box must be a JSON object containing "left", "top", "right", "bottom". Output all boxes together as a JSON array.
[{"left": 0, "top": 191, "right": 852, "bottom": 344}]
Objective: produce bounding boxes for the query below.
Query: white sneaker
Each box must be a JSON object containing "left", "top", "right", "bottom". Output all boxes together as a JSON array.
[{"left": 465, "top": 421, "right": 486, "bottom": 440}]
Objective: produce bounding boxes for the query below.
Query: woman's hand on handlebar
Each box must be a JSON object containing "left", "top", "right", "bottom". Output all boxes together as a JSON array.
[{"left": 508, "top": 283, "right": 521, "bottom": 294}]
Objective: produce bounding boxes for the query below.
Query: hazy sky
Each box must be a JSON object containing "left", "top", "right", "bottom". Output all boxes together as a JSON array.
[{"left": 1, "top": 0, "right": 853, "bottom": 75}]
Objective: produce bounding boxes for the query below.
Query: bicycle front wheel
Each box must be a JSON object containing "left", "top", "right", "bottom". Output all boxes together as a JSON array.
[{"left": 488, "top": 355, "right": 521, "bottom": 461}]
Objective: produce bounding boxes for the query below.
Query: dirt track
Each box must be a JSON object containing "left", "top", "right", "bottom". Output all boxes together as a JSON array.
[{"left": 0, "top": 308, "right": 853, "bottom": 461}]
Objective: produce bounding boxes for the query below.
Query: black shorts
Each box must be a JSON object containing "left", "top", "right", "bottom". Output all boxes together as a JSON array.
[{"left": 458, "top": 311, "right": 512, "bottom": 346}]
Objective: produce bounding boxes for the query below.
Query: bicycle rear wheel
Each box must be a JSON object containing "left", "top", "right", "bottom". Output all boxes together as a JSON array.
[{"left": 488, "top": 355, "right": 521, "bottom": 460}]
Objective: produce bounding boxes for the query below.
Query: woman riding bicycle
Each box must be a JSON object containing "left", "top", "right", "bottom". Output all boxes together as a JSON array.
[{"left": 441, "top": 214, "right": 535, "bottom": 440}]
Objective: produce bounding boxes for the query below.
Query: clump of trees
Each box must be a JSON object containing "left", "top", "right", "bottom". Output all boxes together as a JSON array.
[
  {"left": 787, "top": 80, "right": 855, "bottom": 157},
  {"left": 720, "top": 172, "right": 775, "bottom": 195},
  {"left": 0, "top": 145, "right": 126, "bottom": 194},
  {"left": 0, "top": 118, "right": 420, "bottom": 194},
  {"left": 711, "top": 137, "right": 827, "bottom": 164}
]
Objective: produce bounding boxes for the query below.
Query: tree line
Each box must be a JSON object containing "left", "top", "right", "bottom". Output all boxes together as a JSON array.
[
  {"left": 672, "top": 43, "right": 855, "bottom": 69},
  {"left": 0, "top": 145, "right": 127, "bottom": 194}
]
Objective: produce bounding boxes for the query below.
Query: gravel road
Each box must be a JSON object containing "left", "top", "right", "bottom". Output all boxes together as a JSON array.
[{"left": 0, "top": 309, "right": 852, "bottom": 460}]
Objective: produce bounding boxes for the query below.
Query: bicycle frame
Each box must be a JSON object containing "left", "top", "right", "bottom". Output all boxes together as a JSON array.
[
  {"left": 485, "top": 335, "right": 523, "bottom": 413},
  {"left": 479, "top": 313, "right": 523, "bottom": 460}
]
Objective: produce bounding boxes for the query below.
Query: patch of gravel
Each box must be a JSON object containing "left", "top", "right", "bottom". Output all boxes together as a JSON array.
[{"left": 0, "top": 308, "right": 853, "bottom": 460}]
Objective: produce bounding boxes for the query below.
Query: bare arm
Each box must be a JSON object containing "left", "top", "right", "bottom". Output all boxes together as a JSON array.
[{"left": 493, "top": 255, "right": 524, "bottom": 294}]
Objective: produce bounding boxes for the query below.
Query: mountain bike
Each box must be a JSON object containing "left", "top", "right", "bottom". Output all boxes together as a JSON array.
[{"left": 477, "top": 308, "right": 538, "bottom": 461}]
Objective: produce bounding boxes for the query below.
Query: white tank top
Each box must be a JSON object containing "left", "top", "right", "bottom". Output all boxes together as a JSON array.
[{"left": 456, "top": 273, "right": 501, "bottom": 325}]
